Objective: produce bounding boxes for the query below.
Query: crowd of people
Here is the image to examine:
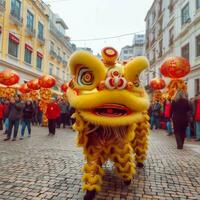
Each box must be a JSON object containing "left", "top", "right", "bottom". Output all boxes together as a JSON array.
[
  {"left": 0, "top": 95, "right": 74, "bottom": 141},
  {"left": 149, "top": 91, "right": 200, "bottom": 149}
]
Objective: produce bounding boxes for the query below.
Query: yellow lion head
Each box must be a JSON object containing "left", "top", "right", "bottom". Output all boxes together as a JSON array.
[{"left": 67, "top": 47, "right": 150, "bottom": 127}]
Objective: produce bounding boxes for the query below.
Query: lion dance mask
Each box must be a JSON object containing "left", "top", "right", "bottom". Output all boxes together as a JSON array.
[{"left": 67, "top": 47, "right": 150, "bottom": 200}]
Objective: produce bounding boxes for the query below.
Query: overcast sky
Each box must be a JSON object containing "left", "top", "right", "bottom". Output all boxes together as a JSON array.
[{"left": 44, "top": 0, "right": 154, "bottom": 54}]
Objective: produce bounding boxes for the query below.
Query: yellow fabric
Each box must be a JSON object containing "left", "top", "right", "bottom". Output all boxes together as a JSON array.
[{"left": 67, "top": 48, "right": 150, "bottom": 192}]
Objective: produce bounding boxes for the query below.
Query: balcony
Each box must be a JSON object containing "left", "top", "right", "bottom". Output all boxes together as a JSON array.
[
  {"left": 26, "top": 26, "right": 36, "bottom": 37},
  {"left": 0, "top": 0, "right": 5, "bottom": 13},
  {"left": 37, "top": 34, "right": 45, "bottom": 45},
  {"left": 49, "top": 49, "right": 57, "bottom": 58},
  {"left": 10, "top": 10, "right": 23, "bottom": 26},
  {"left": 57, "top": 55, "right": 62, "bottom": 63}
]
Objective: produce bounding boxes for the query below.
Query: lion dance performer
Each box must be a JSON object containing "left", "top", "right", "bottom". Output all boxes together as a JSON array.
[{"left": 67, "top": 47, "right": 150, "bottom": 200}]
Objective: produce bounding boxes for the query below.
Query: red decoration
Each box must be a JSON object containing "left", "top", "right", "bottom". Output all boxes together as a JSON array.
[
  {"left": 61, "top": 82, "right": 68, "bottom": 92},
  {"left": 18, "top": 83, "right": 31, "bottom": 94},
  {"left": 160, "top": 56, "right": 190, "bottom": 78},
  {"left": 0, "top": 70, "right": 20, "bottom": 86},
  {"left": 149, "top": 78, "right": 166, "bottom": 90},
  {"left": 38, "top": 75, "right": 56, "bottom": 88},
  {"left": 27, "top": 79, "right": 40, "bottom": 90}
]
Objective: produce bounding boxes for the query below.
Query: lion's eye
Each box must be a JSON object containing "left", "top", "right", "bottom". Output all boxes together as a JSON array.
[{"left": 77, "top": 68, "right": 94, "bottom": 85}]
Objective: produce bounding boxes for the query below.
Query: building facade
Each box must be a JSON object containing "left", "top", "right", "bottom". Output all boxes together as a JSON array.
[
  {"left": 144, "top": 0, "right": 200, "bottom": 98},
  {"left": 0, "top": 0, "right": 74, "bottom": 89},
  {"left": 120, "top": 34, "right": 145, "bottom": 61}
]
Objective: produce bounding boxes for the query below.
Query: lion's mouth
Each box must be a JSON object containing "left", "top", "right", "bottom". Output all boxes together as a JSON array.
[{"left": 93, "top": 104, "right": 131, "bottom": 117}]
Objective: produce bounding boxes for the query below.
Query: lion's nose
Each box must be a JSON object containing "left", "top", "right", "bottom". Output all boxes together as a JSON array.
[{"left": 105, "top": 76, "right": 127, "bottom": 90}]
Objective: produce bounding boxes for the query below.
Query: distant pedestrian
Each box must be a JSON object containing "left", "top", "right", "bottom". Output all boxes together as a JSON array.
[
  {"left": 3, "top": 99, "right": 10, "bottom": 134},
  {"left": 164, "top": 99, "right": 172, "bottom": 136},
  {"left": 4, "top": 95, "right": 24, "bottom": 141},
  {"left": 46, "top": 99, "right": 61, "bottom": 135},
  {"left": 171, "top": 91, "right": 191, "bottom": 149},
  {"left": 151, "top": 100, "right": 161, "bottom": 130},
  {"left": 0, "top": 100, "right": 4, "bottom": 130},
  {"left": 20, "top": 100, "right": 34, "bottom": 139},
  {"left": 194, "top": 93, "right": 200, "bottom": 141},
  {"left": 58, "top": 99, "right": 69, "bottom": 128}
]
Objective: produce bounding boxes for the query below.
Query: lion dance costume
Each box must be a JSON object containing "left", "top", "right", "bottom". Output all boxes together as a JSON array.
[{"left": 67, "top": 47, "right": 150, "bottom": 200}]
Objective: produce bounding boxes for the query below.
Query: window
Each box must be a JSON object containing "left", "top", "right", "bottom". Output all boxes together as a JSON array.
[
  {"left": 62, "top": 70, "right": 65, "bottom": 80},
  {"left": 57, "top": 47, "right": 60, "bottom": 56},
  {"left": 56, "top": 67, "right": 60, "bottom": 77},
  {"left": 124, "top": 50, "right": 128, "bottom": 54},
  {"left": 36, "top": 53, "right": 43, "bottom": 70},
  {"left": 24, "top": 45, "right": 32, "bottom": 64},
  {"left": 38, "top": 22, "right": 44, "bottom": 39},
  {"left": 11, "top": 0, "right": 21, "bottom": 19},
  {"left": 8, "top": 34, "right": 19, "bottom": 57},
  {"left": 169, "top": 26, "right": 174, "bottom": 46},
  {"left": 49, "top": 63, "right": 53, "bottom": 75},
  {"left": 195, "top": 79, "right": 200, "bottom": 95},
  {"left": 181, "top": 3, "right": 190, "bottom": 25},
  {"left": 196, "top": 35, "right": 200, "bottom": 57},
  {"left": 50, "top": 41, "right": 54, "bottom": 51},
  {"left": 63, "top": 52, "right": 66, "bottom": 60},
  {"left": 26, "top": 10, "right": 34, "bottom": 30},
  {"left": 159, "top": 39, "right": 163, "bottom": 57},
  {"left": 197, "top": 0, "right": 200, "bottom": 10},
  {"left": 181, "top": 43, "right": 190, "bottom": 61}
]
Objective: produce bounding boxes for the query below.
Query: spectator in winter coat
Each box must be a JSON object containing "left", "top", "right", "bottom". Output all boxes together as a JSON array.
[
  {"left": 20, "top": 100, "right": 34, "bottom": 139},
  {"left": 46, "top": 99, "right": 61, "bottom": 135},
  {"left": 4, "top": 95, "right": 24, "bottom": 141},
  {"left": 194, "top": 93, "right": 200, "bottom": 141},
  {"left": 171, "top": 91, "right": 191, "bottom": 149},
  {"left": 3, "top": 99, "right": 10, "bottom": 134},
  {"left": 151, "top": 100, "right": 161, "bottom": 129},
  {"left": 164, "top": 99, "right": 172, "bottom": 136},
  {"left": 0, "top": 100, "right": 4, "bottom": 130},
  {"left": 58, "top": 99, "right": 69, "bottom": 128}
]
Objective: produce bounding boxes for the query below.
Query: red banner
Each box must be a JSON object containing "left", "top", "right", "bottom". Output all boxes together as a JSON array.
[
  {"left": 9, "top": 33, "right": 19, "bottom": 44},
  {"left": 25, "top": 44, "right": 33, "bottom": 52},
  {"left": 37, "top": 51, "right": 43, "bottom": 58}
]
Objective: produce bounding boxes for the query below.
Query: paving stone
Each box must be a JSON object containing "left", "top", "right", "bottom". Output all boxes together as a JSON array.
[{"left": 0, "top": 128, "right": 200, "bottom": 199}]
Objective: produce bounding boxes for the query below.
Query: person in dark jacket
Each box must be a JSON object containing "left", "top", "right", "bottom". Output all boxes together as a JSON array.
[
  {"left": 4, "top": 95, "right": 24, "bottom": 141},
  {"left": 171, "top": 91, "right": 191, "bottom": 149},
  {"left": 0, "top": 100, "right": 4, "bottom": 130},
  {"left": 20, "top": 100, "right": 34, "bottom": 139},
  {"left": 3, "top": 99, "right": 10, "bottom": 134},
  {"left": 58, "top": 99, "right": 69, "bottom": 128}
]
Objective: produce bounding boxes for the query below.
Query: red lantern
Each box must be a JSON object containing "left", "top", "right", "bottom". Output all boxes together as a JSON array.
[
  {"left": 161, "top": 57, "right": 190, "bottom": 78},
  {"left": 27, "top": 79, "right": 40, "bottom": 90},
  {"left": 61, "top": 82, "right": 68, "bottom": 92},
  {"left": 149, "top": 78, "right": 166, "bottom": 90},
  {"left": 160, "top": 64, "right": 169, "bottom": 77},
  {"left": 0, "top": 70, "right": 20, "bottom": 86},
  {"left": 18, "top": 83, "right": 31, "bottom": 94},
  {"left": 38, "top": 75, "right": 56, "bottom": 88}
]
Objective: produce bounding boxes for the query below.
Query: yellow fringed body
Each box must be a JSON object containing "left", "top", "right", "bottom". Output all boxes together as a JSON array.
[{"left": 67, "top": 47, "right": 150, "bottom": 196}]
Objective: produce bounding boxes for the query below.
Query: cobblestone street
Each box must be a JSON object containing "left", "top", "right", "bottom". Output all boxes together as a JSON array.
[{"left": 0, "top": 127, "right": 200, "bottom": 200}]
